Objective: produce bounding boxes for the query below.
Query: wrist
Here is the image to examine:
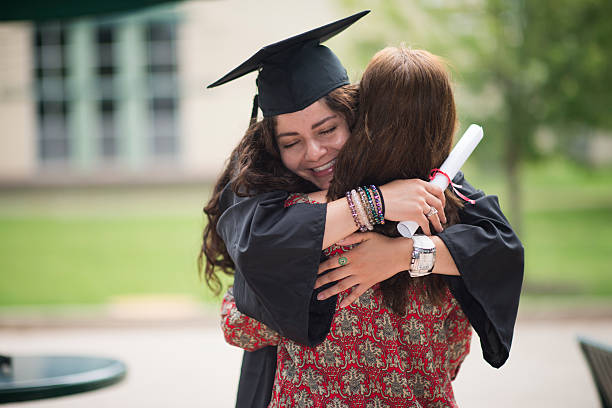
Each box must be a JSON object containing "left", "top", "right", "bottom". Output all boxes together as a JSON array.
[{"left": 398, "top": 236, "right": 415, "bottom": 271}]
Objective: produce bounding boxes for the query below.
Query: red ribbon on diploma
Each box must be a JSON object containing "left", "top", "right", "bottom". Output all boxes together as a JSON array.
[{"left": 429, "top": 168, "right": 476, "bottom": 205}]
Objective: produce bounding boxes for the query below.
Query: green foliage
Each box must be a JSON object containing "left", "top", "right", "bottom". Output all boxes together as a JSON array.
[
  {"left": 523, "top": 0, "right": 612, "bottom": 129},
  {"left": 342, "top": 0, "right": 612, "bottom": 154}
]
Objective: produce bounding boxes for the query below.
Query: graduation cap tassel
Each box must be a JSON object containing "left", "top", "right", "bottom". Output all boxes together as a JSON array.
[{"left": 250, "top": 94, "right": 259, "bottom": 126}]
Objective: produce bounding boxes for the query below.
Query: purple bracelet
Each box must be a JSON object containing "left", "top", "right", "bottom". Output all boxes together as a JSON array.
[{"left": 369, "top": 185, "right": 385, "bottom": 224}]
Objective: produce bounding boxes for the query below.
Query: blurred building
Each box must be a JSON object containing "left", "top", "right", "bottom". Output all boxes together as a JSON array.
[{"left": 0, "top": 0, "right": 340, "bottom": 185}]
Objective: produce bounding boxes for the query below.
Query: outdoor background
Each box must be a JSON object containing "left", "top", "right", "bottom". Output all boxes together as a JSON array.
[{"left": 1, "top": 0, "right": 611, "bottom": 407}]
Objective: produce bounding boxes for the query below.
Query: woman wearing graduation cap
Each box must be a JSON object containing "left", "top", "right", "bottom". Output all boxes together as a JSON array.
[{"left": 202, "top": 10, "right": 523, "bottom": 407}]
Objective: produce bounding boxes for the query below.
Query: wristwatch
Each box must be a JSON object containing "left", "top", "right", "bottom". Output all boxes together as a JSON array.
[{"left": 408, "top": 234, "right": 436, "bottom": 277}]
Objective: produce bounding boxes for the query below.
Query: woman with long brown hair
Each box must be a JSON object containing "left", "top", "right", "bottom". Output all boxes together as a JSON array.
[
  {"left": 221, "top": 46, "right": 475, "bottom": 407},
  {"left": 203, "top": 11, "right": 523, "bottom": 408}
]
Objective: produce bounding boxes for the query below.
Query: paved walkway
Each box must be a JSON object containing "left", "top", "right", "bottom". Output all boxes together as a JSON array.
[{"left": 1, "top": 316, "right": 611, "bottom": 407}]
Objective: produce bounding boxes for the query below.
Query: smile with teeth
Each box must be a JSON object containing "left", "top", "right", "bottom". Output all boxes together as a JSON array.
[{"left": 312, "top": 159, "right": 336, "bottom": 173}]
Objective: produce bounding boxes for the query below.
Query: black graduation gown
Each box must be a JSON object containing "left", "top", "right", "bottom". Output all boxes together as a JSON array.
[{"left": 216, "top": 172, "right": 524, "bottom": 408}]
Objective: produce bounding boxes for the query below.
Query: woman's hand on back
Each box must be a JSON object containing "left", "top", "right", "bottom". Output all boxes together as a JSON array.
[
  {"left": 379, "top": 179, "right": 446, "bottom": 235},
  {"left": 314, "top": 232, "right": 412, "bottom": 308}
]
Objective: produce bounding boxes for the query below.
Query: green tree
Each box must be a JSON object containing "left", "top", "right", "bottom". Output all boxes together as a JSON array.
[{"left": 340, "top": 0, "right": 612, "bottom": 231}]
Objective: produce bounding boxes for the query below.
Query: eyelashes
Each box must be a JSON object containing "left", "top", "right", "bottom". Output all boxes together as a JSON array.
[
  {"left": 320, "top": 126, "right": 336, "bottom": 135},
  {"left": 282, "top": 141, "right": 298, "bottom": 149},
  {"left": 281, "top": 126, "right": 337, "bottom": 149}
]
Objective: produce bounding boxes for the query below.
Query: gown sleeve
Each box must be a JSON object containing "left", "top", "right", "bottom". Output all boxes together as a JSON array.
[
  {"left": 438, "top": 172, "right": 524, "bottom": 368},
  {"left": 216, "top": 183, "right": 337, "bottom": 347}
]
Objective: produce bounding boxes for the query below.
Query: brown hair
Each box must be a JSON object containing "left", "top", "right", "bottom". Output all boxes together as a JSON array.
[
  {"left": 327, "top": 47, "right": 462, "bottom": 312},
  {"left": 199, "top": 85, "right": 359, "bottom": 295}
]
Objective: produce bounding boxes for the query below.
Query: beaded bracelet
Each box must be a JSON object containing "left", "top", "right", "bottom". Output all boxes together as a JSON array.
[
  {"left": 362, "top": 186, "right": 379, "bottom": 226},
  {"left": 345, "top": 185, "right": 386, "bottom": 232},
  {"left": 368, "top": 185, "right": 385, "bottom": 224},
  {"left": 346, "top": 184, "right": 385, "bottom": 232},
  {"left": 362, "top": 186, "right": 375, "bottom": 224},
  {"left": 357, "top": 187, "right": 375, "bottom": 226},
  {"left": 351, "top": 189, "right": 373, "bottom": 231}
]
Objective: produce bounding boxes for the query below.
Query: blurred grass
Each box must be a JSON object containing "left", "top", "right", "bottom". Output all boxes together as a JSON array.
[
  {"left": 466, "top": 158, "right": 612, "bottom": 298},
  {"left": 0, "top": 216, "right": 207, "bottom": 305},
  {"left": 0, "top": 158, "right": 611, "bottom": 306},
  {"left": 0, "top": 184, "right": 221, "bottom": 306}
]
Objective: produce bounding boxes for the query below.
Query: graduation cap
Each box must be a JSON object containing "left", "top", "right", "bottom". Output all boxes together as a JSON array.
[{"left": 207, "top": 10, "right": 370, "bottom": 118}]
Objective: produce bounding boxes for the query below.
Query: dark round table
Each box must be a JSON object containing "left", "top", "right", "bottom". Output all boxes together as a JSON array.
[{"left": 0, "top": 355, "right": 127, "bottom": 403}]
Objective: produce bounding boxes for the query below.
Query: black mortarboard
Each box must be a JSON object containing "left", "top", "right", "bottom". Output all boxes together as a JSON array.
[{"left": 207, "top": 10, "right": 370, "bottom": 118}]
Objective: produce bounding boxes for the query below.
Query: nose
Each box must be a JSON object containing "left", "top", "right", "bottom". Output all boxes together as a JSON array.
[{"left": 304, "top": 139, "right": 326, "bottom": 162}]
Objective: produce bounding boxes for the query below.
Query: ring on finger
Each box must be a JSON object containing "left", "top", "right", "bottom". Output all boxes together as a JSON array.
[
  {"left": 338, "top": 256, "right": 348, "bottom": 266},
  {"left": 425, "top": 207, "right": 438, "bottom": 218}
]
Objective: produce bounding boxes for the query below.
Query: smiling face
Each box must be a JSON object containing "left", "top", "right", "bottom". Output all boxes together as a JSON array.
[{"left": 275, "top": 100, "right": 350, "bottom": 190}]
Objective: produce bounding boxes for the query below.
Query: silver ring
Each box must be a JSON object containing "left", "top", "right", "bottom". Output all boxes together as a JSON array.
[{"left": 425, "top": 207, "right": 438, "bottom": 218}]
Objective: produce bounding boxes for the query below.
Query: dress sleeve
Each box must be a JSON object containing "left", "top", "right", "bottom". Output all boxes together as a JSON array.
[
  {"left": 438, "top": 171, "right": 524, "bottom": 368},
  {"left": 220, "top": 288, "right": 281, "bottom": 352},
  {"left": 216, "top": 183, "right": 337, "bottom": 347}
]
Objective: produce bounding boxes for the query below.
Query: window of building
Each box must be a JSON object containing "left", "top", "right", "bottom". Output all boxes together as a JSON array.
[
  {"left": 34, "top": 22, "right": 70, "bottom": 162},
  {"left": 96, "top": 24, "right": 118, "bottom": 159},
  {"left": 146, "top": 21, "right": 178, "bottom": 157},
  {"left": 33, "top": 13, "right": 180, "bottom": 169}
]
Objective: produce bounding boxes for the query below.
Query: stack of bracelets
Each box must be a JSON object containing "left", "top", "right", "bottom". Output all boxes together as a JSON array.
[{"left": 345, "top": 185, "right": 385, "bottom": 232}]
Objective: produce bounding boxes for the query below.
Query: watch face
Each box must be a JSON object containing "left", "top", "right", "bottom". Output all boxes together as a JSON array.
[
  {"left": 416, "top": 253, "right": 435, "bottom": 270},
  {"left": 409, "top": 234, "right": 436, "bottom": 277}
]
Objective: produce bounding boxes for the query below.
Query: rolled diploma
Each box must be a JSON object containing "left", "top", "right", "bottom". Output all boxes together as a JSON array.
[{"left": 397, "top": 124, "right": 484, "bottom": 237}]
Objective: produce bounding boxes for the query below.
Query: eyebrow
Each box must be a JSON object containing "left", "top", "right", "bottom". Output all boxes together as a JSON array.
[{"left": 276, "top": 115, "right": 337, "bottom": 138}]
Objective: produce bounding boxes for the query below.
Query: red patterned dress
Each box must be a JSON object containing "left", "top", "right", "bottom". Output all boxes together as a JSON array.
[{"left": 221, "top": 193, "right": 472, "bottom": 408}]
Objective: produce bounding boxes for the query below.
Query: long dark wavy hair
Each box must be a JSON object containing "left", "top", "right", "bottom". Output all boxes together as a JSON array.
[
  {"left": 199, "top": 85, "right": 359, "bottom": 295},
  {"left": 327, "top": 47, "right": 463, "bottom": 312}
]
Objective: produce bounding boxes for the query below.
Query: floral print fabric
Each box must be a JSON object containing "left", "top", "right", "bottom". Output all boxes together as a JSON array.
[{"left": 221, "top": 193, "right": 472, "bottom": 408}]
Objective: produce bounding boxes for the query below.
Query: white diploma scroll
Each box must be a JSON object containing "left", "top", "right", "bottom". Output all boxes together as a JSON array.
[{"left": 397, "top": 124, "right": 484, "bottom": 238}]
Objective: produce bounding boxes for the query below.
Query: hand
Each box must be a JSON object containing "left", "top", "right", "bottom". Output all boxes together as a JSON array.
[
  {"left": 378, "top": 179, "right": 446, "bottom": 235},
  {"left": 315, "top": 232, "right": 412, "bottom": 308}
]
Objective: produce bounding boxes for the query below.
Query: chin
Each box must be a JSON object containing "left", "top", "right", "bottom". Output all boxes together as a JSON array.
[
  {"left": 303, "top": 173, "right": 332, "bottom": 190},
  {"left": 314, "top": 179, "right": 332, "bottom": 190}
]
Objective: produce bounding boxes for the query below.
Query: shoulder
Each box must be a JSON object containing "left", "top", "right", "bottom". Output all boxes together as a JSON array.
[{"left": 284, "top": 193, "right": 320, "bottom": 207}]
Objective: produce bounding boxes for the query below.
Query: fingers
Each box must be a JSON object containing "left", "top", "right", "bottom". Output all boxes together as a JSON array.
[
  {"left": 430, "top": 212, "right": 444, "bottom": 233},
  {"left": 339, "top": 285, "right": 368, "bottom": 308},
  {"left": 422, "top": 183, "right": 447, "bottom": 225},
  {"left": 315, "top": 266, "right": 353, "bottom": 289},
  {"left": 423, "top": 193, "right": 446, "bottom": 226},
  {"left": 318, "top": 254, "right": 350, "bottom": 275},
  {"left": 424, "top": 182, "right": 446, "bottom": 208},
  {"left": 425, "top": 208, "right": 444, "bottom": 233},
  {"left": 317, "top": 276, "right": 360, "bottom": 300},
  {"left": 418, "top": 213, "right": 432, "bottom": 236},
  {"left": 426, "top": 199, "right": 447, "bottom": 225}
]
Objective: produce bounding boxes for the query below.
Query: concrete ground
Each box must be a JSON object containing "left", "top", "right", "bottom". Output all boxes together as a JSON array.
[{"left": 1, "top": 315, "right": 611, "bottom": 408}]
